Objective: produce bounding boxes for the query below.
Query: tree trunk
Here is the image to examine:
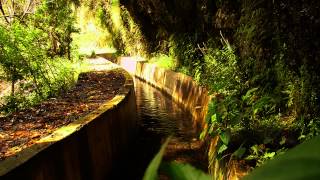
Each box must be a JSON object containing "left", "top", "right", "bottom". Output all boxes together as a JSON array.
[
  {"left": 67, "top": 43, "right": 71, "bottom": 60},
  {"left": 11, "top": 79, "right": 14, "bottom": 96}
]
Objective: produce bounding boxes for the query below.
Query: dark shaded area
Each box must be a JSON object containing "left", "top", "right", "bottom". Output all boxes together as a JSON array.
[
  {"left": 87, "top": 0, "right": 320, "bottom": 171},
  {"left": 116, "top": 0, "right": 320, "bottom": 136},
  {"left": 119, "top": 0, "right": 239, "bottom": 57},
  {"left": 119, "top": 0, "right": 320, "bottom": 81}
]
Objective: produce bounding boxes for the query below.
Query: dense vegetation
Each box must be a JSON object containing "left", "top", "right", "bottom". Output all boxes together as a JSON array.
[
  {"left": 82, "top": 0, "right": 320, "bottom": 174},
  {"left": 1, "top": 0, "right": 319, "bottom": 177},
  {"left": 0, "top": 0, "right": 82, "bottom": 112}
]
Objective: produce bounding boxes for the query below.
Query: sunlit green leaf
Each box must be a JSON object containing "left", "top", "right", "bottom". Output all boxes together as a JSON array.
[
  {"left": 263, "top": 152, "right": 275, "bottom": 159},
  {"left": 245, "top": 155, "right": 257, "bottom": 160},
  {"left": 219, "top": 130, "right": 231, "bottom": 145},
  {"left": 199, "top": 129, "right": 207, "bottom": 140},
  {"left": 218, "top": 144, "right": 228, "bottom": 154},
  {"left": 211, "top": 114, "right": 217, "bottom": 123},
  {"left": 250, "top": 145, "right": 259, "bottom": 155}
]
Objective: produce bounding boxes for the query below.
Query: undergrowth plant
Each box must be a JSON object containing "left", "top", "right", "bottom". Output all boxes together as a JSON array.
[
  {"left": 197, "top": 35, "right": 293, "bottom": 171},
  {"left": 0, "top": 1, "right": 83, "bottom": 114},
  {"left": 91, "top": 0, "right": 148, "bottom": 57},
  {"left": 148, "top": 54, "right": 176, "bottom": 70},
  {"left": 168, "top": 34, "right": 202, "bottom": 76},
  {"left": 143, "top": 135, "right": 320, "bottom": 179}
]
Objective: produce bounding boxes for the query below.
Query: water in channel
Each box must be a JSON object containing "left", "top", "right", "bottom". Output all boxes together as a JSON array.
[{"left": 110, "top": 78, "right": 207, "bottom": 179}]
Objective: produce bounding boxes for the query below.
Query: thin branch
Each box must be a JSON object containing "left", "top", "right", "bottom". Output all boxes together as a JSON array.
[
  {"left": 20, "top": 0, "right": 33, "bottom": 20},
  {"left": 5, "top": 0, "right": 14, "bottom": 22},
  {"left": 197, "top": 43, "right": 206, "bottom": 55},
  {"left": 0, "top": 0, "right": 9, "bottom": 23},
  {"left": 11, "top": 0, "right": 14, "bottom": 15},
  {"left": 0, "top": 12, "right": 33, "bottom": 18}
]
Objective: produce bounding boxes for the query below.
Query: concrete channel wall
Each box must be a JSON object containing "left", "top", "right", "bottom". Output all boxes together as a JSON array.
[
  {"left": 0, "top": 65, "right": 137, "bottom": 180},
  {"left": 118, "top": 56, "right": 246, "bottom": 180},
  {"left": 118, "top": 57, "right": 211, "bottom": 131}
]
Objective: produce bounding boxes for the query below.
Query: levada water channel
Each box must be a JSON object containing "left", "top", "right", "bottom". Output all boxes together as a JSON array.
[{"left": 110, "top": 77, "right": 207, "bottom": 179}]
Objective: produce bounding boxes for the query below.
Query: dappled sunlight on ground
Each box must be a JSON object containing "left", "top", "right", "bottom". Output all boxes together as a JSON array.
[
  {"left": 87, "top": 57, "right": 120, "bottom": 71},
  {"left": 0, "top": 81, "right": 10, "bottom": 106}
]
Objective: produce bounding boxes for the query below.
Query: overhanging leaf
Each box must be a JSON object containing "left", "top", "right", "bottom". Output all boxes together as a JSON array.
[
  {"left": 161, "top": 162, "right": 212, "bottom": 180},
  {"left": 232, "top": 146, "right": 246, "bottom": 159},
  {"left": 143, "top": 137, "right": 171, "bottom": 180},
  {"left": 219, "top": 130, "right": 231, "bottom": 145},
  {"left": 242, "top": 87, "right": 258, "bottom": 101},
  {"left": 244, "top": 136, "right": 320, "bottom": 180}
]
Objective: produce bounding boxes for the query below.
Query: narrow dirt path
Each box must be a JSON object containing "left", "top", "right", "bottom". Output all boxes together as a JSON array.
[{"left": 0, "top": 58, "right": 125, "bottom": 161}]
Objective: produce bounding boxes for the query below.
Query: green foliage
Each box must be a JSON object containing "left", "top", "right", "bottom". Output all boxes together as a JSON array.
[
  {"left": 149, "top": 54, "right": 176, "bottom": 70},
  {"left": 200, "top": 37, "right": 290, "bottom": 167},
  {"left": 73, "top": 5, "right": 115, "bottom": 56},
  {"left": 33, "top": 0, "right": 79, "bottom": 59},
  {"left": 200, "top": 40, "right": 244, "bottom": 161},
  {"left": 219, "top": 130, "right": 231, "bottom": 145},
  {"left": 244, "top": 144, "right": 278, "bottom": 167},
  {"left": 168, "top": 34, "right": 202, "bottom": 76},
  {"left": 146, "top": 135, "right": 320, "bottom": 180},
  {"left": 119, "top": 5, "right": 148, "bottom": 56},
  {"left": 87, "top": 0, "right": 148, "bottom": 57},
  {"left": 0, "top": 23, "right": 47, "bottom": 94},
  {"left": 244, "top": 136, "right": 320, "bottom": 180},
  {"left": 145, "top": 135, "right": 320, "bottom": 180},
  {"left": 0, "top": 0, "right": 82, "bottom": 113},
  {"left": 0, "top": 55, "right": 82, "bottom": 113},
  {"left": 299, "top": 118, "right": 320, "bottom": 141},
  {"left": 202, "top": 38, "right": 242, "bottom": 95}
]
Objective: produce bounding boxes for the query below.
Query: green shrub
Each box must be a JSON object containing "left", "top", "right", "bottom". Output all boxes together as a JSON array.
[
  {"left": 149, "top": 54, "right": 176, "bottom": 70},
  {"left": 0, "top": 18, "right": 83, "bottom": 113}
]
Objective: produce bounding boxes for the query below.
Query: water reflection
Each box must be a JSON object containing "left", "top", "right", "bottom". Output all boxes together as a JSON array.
[
  {"left": 110, "top": 78, "right": 205, "bottom": 180},
  {"left": 135, "top": 78, "right": 197, "bottom": 140}
]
